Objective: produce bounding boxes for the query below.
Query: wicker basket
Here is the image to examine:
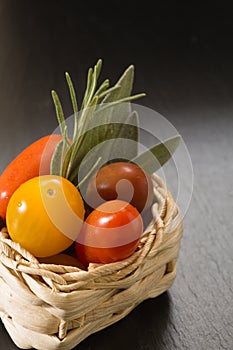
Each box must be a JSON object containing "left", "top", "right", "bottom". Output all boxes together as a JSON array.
[{"left": 0, "top": 173, "right": 183, "bottom": 350}]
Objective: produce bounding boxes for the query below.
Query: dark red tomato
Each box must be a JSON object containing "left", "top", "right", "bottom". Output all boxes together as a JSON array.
[
  {"left": 85, "top": 162, "right": 154, "bottom": 213},
  {"left": 75, "top": 199, "right": 143, "bottom": 265}
]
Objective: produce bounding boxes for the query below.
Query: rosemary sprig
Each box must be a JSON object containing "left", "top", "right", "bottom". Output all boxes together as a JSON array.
[
  {"left": 51, "top": 90, "right": 70, "bottom": 170},
  {"left": 94, "top": 79, "right": 110, "bottom": 99},
  {"left": 51, "top": 90, "right": 66, "bottom": 138},
  {"left": 51, "top": 59, "right": 144, "bottom": 187},
  {"left": 77, "top": 156, "right": 102, "bottom": 190},
  {"left": 50, "top": 59, "right": 180, "bottom": 189},
  {"left": 81, "top": 59, "right": 102, "bottom": 111},
  {"left": 65, "top": 72, "right": 78, "bottom": 140},
  {"left": 64, "top": 95, "right": 99, "bottom": 180}
]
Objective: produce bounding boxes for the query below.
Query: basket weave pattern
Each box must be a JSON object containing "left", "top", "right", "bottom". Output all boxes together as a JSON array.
[{"left": 0, "top": 174, "right": 183, "bottom": 350}]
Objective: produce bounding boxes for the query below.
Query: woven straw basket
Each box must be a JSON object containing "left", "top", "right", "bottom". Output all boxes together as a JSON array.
[{"left": 0, "top": 173, "right": 183, "bottom": 350}]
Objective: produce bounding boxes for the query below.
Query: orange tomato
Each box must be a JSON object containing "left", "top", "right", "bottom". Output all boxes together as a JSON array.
[
  {"left": 0, "top": 134, "right": 62, "bottom": 219},
  {"left": 6, "top": 175, "right": 85, "bottom": 257}
]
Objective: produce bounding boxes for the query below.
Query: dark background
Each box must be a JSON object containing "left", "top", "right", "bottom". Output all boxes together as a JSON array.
[{"left": 0, "top": 1, "right": 233, "bottom": 349}]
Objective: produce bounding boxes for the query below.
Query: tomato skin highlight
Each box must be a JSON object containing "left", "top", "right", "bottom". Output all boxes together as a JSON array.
[
  {"left": 6, "top": 175, "right": 85, "bottom": 257},
  {"left": 0, "top": 134, "right": 62, "bottom": 219},
  {"left": 85, "top": 162, "right": 154, "bottom": 213},
  {"left": 75, "top": 200, "right": 143, "bottom": 265}
]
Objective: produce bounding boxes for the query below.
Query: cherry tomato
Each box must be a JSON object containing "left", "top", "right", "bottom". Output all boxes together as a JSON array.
[
  {"left": 0, "top": 134, "right": 62, "bottom": 219},
  {"left": 75, "top": 199, "right": 143, "bottom": 265},
  {"left": 85, "top": 162, "right": 154, "bottom": 213},
  {"left": 6, "top": 175, "right": 85, "bottom": 257}
]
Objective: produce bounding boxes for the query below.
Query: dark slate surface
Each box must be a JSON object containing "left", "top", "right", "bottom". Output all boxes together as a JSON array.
[{"left": 0, "top": 2, "right": 233, "bottom": 349}]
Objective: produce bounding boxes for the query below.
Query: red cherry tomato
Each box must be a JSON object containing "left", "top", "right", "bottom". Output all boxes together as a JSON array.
[
  {"left": 85, "top": 162, "right": 154, "bottom": 213},
  {"left": 75, "top": 199, "right": 143, "bottom": 265}
]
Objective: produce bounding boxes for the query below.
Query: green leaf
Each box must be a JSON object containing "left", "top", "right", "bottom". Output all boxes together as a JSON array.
[
  {"left": 103, "top": 64, "right": 134, "bottom": 103},
  {"left": 51, "top": 90, "right": 66, "bottom": 138},
  {"left": 132, "top": 135, "right": 181, "bottom": 174},
  {"left": 101, "top": 65, "right": 135, "bottom": 122},
  {"left": 88, "top": 102, "right": 143, "bottom": 170},
  {"left": 81, "top": 59, "right": 102, "bottom": 110},
  {"left": 50, "top": 140, "right": 63, "bottom": 175},
  {"left": 65, "top": 72, "right": 79, "bottom": 140},
  {"left": 97, "top": 84, "right": 121, "bottom": 101},
  {"left": 65, "top": 72, "right": 78, "bottom": 114},
  {"left": 68, "top": 115, "right": 139, "bottom": 184},
  {"left": 61, "top": 146, "right": 73, "bottom": 178},
  {"left": 81, "top": 67, "right": 93, "bottom": 109},
  {"left": 95, "top": 93, "right": 145, "bottom": 117},
  {"left": 77, "top": 156, "right": 102, "bottom": 190},
  {"left": 62, "top": 96, "right": 99, "bottom": 179},
  {"left": 94, "top": 79, "right": 110, "bottom": 100}
]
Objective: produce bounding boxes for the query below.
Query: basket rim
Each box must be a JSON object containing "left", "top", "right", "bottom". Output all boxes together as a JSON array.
[{"left": 0, "top": 173, "right": 183, "bottom": 287}]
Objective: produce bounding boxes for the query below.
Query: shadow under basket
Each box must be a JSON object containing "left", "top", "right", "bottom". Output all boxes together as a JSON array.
[{"left": 0, "top": 173, "right": 183, "bottom": 350}]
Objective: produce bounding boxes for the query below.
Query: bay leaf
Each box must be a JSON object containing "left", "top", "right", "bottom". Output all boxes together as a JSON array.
[{"left": 132, "top": 135, "right": 181, "bottom": 174}]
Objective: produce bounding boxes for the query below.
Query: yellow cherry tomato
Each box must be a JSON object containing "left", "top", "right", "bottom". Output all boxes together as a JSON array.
[{"left": 6, "top": 175, "right": 85, "bottom": 257}]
